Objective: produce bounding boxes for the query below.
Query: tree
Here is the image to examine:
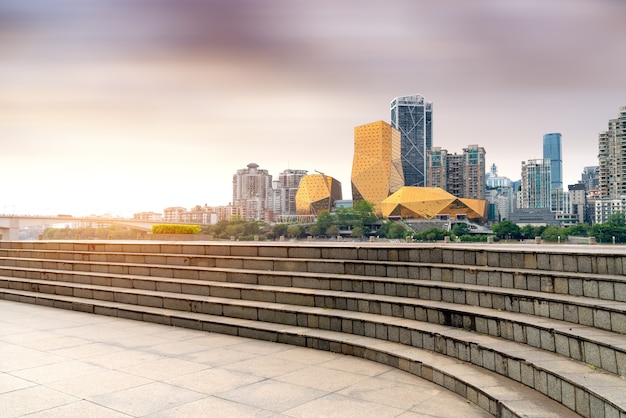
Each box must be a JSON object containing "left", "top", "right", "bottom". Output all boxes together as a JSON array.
[
  {"left": 270, "top": 224, "right": 288, "bottom": 239},
  {"left": 315, "top": 211, "right": 334, "bottom": 235},
  {"left": 452, "top": 223, "right": 470, "bottom": 237},
  {"left": 326, "top": 225, "right": 339, "bottom": 236},
  {"left": 307, "top": 224, "right": 321, "bottom": 237},
  {"left": 287, "top": 225, "right": 305, "bottom": 238},
  {"left": 492, "top": 220, "right": 521, "bottom": 240},
  {"left": 541, "top": 226, "right": 565, "bottom": 242},
  {"left": 350, "top": 226, "right": 364, "bottom": 239}
]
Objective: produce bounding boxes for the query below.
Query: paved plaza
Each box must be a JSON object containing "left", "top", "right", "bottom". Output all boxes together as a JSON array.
[{"left": 0, "top": 300, "right": 490, "bottom": 417}]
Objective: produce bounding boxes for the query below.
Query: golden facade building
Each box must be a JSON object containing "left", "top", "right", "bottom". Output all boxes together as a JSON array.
[
  {"left": 381, "top": 187, "right": 487, "bottom": 222},
  {"left": 351, "top": 121, "right": 404, "bottom": 216},
  {"left": 295, "top": 174, "right": 342, "bottom": 215}
]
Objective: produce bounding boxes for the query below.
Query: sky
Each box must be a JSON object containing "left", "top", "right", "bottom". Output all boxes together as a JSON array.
[{"left": 1, "top": 0, "right": 625, "bottom": 217}]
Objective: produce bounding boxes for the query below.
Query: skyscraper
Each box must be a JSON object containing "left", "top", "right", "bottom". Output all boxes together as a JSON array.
[
  {"left": 598, "top": 106, "right": 626, "bottom": 199},
  {"left": 232, "top": 162, "right": 272, "bottom": 221},
  {"left": 351, "top": 121, "right": 404, "bottom": 216},
  {"left": 426, "top": 145, "right": 486, "bottom": 199},
  {"left": 543, "top": 133, "right": 563, "bottom": 190},
  {"left": 520, "top": 159, "right": 552, "bottom": 209},
  {"left": 390, "top": 94, "right": 433, "bottom": 187}
]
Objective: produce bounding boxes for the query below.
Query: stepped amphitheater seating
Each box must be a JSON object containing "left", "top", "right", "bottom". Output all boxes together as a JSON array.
[{"left": 1, "top": 240, "right": 625, "bottom": 418}]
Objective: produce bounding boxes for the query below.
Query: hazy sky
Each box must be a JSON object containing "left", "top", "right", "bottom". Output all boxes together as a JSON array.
[{"left": 1, "top": 0, "right": 625, "bottom": 216}]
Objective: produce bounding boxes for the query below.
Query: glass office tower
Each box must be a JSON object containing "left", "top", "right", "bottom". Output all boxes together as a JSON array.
[
  {"left": 543, "top": 133, "right": 563, "bottom": 191},
  {"left": 390, "top": 94, "right": 433, "bottom": 187}
]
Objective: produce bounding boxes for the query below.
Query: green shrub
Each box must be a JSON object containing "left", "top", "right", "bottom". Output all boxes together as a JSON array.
[{"left": 151, "top": 224, "right": 202, "bottom": 234}]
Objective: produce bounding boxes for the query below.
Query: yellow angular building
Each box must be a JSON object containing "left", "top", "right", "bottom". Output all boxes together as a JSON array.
[
  {"left": 351, "top": 121, "right": 404, "bottom": 216},
  {"left": 295, "top": 174, "right": 343, "bottom": 215},
  {"left": 381, "top": 186, "right": 488, "bottom": 222}
]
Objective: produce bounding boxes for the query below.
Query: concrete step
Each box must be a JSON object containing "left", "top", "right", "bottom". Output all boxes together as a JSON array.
[
  {"left": 0, "top": 287, "right": 584, "bottom": 418},
  {"left": 2, "top": 273, "right": 625, "bottom": 378},
  {"left": 3, "top": 240, "right": 626, "bottom": 276},
  {"left": 1, "top": 279, "right": 625, "bottom": 417},
  {"left": 2, "top": 250, "right": 625, "bottom": 303},
  {"left": 1, "top": 261, "right": 625, "bottom": 337}
]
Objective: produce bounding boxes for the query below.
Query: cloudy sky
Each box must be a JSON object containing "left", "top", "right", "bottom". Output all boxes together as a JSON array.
[{"left": 1, "top": 0, "right": 624, "bottom": 216}]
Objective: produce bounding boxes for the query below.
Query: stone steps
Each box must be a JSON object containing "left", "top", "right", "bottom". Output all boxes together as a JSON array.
[
  {"left": 2, "top": 249, "right": 626, "bottom": 303},
  {"left": 1, "top": 241, "right": 625, "bottom": 417},
  {"left": 1, "top": 258, "right": 625, "bottom": 337},
  {"left": 1, "top": 267, "right": 625, "bottom": 378},
  {"left": 0, "top": 287, "right": 581, "bottom": 418},
  {"left": 2, "top": 274, "right": 626, "bottom": 416}
]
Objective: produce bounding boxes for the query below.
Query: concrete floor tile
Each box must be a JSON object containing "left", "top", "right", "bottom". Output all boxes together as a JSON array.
[
  {"left": 337, "top": 375, "right": 442, "bottom": 410},
  {"left": 47, "top": 370, "right": 151, "bottom": 398},
  {"left": 229, "top": 338, "right": 296, "bottom": 355},
  {"left": 275, "top": 365, "right": 369, "bottom": 392},
  {"left": 90, "top": 382, "right": 205, "bottom": 416},
  {"left": 82, "top": 349, "right": 165, "bottom": 369},
  {"left": 0, "top": 373, "right": 36, "bottom": 394},
  {"left": 0, "top": 345, "right": 65, "bottom": 373},
  {"left": 183, "top": 333, "right": 254, "bottom": 349},
  {"left": 21, "top": 400, "right": 132, "bottom": 418},
  {"left": 149, "top": 396, "right": 264, "bottom": 418},
  {"left": 217, "top": 379, "right": 326, "bottom": 412},
  {"left": 119, "top": 357, "right": 210, "bottom": 380},
  {"left": 224, "top": 355, "right": 308, "bottom": 378},
  {"left": 321, "top": 355, "right": 393, "bottom": 377},
  {"left": 267, "top": 346, "right": 342, "bottom": 365},
  {"left": 0, "top": 385, "right": 79, "bottom": 418},
  {"left": 144, "top": 340, "right": 209, "bottom": 357},
  {"left": 163, "top": 367, "right": 264, "bottom": 395},
  {"left": 283, "top": 393, "right": 405, "bottom": 418},
  {"left": 180, "top": 346, "right": 259, "bottom": 366},
  {"left": 12, "top": 359, "right": 107, "bottom": 384},
  {"left": 50, "top": 342, "right": 126, "bottom": 360}
]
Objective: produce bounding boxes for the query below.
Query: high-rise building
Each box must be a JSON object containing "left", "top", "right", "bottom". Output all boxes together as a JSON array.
[
  {"left": 351, "top": 121, "right": 404, "bottom": 215},
  {"left": 543, "top": 133, "right": 563, "bottom": 190},
  {"left": 520, "top": 158, "right": 552, "bottom": 209},
  {"left": 426, "top": 145, "right": 486, "bottom": 199},
  {"left": 267, "top": 169, "right": 308, "bottom": 219},
  {"left": 463, "top": 145, "right": 486, "bottom": 200},
  {"left": 390, "top": 94, "right": 433, "bottom": 187},
  {"left": 485, "top": 164, "right": 515, "bottom": 222},
  {"left": 598, "top": 106, "right": 626, "bottom": 199},
  {"left": 581, "top": 166, "right": 600, "bottom": 191},
  {"left": 232, "top": 162, "right": 272, "bottom": 221}
]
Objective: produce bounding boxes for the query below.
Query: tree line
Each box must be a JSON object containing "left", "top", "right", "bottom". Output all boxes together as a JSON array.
[{"left": 491, "top": 212, "right": 626, "bottom": 243}]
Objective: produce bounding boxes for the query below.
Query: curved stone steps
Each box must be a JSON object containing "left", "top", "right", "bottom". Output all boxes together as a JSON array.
[
  {"left": 1, "top": 260, "right": 625, "bottom": 336},
  {"left": 2, "top": 250, "right": 625, "bottom": 303},
  {"left": 0, "top": 287, "right": 597, "bottom": 417},
  {"left": 2, "top": 271, "right": 626, "bottom": 379},
  {"left": 3, "top": 277, "right": 626, "bottom": 416}
]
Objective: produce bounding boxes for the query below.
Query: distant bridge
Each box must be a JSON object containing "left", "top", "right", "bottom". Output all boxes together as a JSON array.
[{"left": 0, "top": 215, "right": 199, "bottom": 240}]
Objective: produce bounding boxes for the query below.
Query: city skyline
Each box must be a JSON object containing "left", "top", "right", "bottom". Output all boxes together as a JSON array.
[{"left": 1, "top": 1, "right": 625, "bottom": 216}]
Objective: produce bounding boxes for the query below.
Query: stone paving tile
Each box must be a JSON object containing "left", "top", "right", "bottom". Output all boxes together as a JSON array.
[
  {"left": 11, "top": 359, "right": 107, "bottom": 384},
  {"left": 163, "top": 366, "right": 264, "bottom": 395},
  {"left": 0, "top": 373, "right": 36, "bottom": 395},
  {"left": 90, "top": 382, "right": 206, "bottom": 417},
  {"left": 217, "top": 379, "right": 327, "bottom": 413},
  {"left": 275, "top": 364, "right": 370, "bottom": 392},
  {"left": 0, "top": 385, "right": 79, "bottom": 418},
  {"left": 336, "top": 373, "right": 445, "bottom": 411},
  {"left": 22, "top": 400, "right": 133, "bottom": 418},
  {"left": 149, "top": 396, "right": 265, "bottom": 418},
  {"left": 283, "top": 392, "right": 407, "bottom": 418},
  {"left": 223, "top": 354, "right": 310, "bottom": 378},
  {"left": 47, "top": 369, "right": 151, "bottom": 399},
  {"left": 118, "top": 357, "right": 211, "bottom": 381},
  {"left": 0, "top": 299, "right": 514, "bottom": 417},
  {"left": 179, "top": 345, "right": 261, "bottom": 366}
]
